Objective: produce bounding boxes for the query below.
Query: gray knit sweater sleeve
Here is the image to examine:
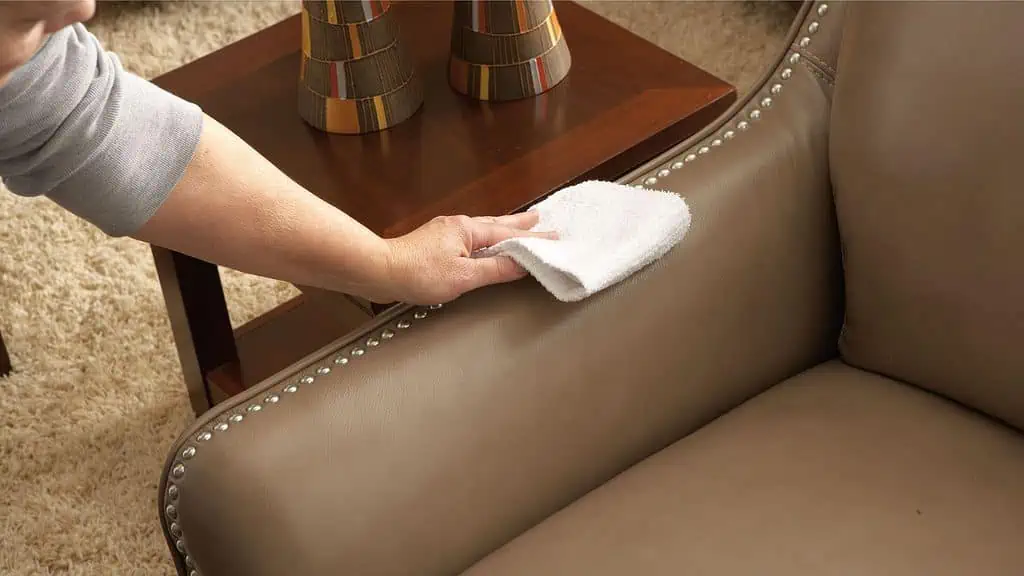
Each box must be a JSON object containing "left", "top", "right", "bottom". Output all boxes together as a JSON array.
[{"left": 0, "top": 23, "right": 204, "bottom": 237}]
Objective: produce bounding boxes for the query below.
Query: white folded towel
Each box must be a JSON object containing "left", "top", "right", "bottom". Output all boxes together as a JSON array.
[{"left": 475, "top": 180, "right": 691, "bottom": 302}]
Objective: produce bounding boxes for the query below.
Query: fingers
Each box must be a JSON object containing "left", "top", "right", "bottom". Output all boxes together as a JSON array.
[
  {"left": 469, "top": 221, "right": 555, "bottom": 251},
  {"left": 473, "top": 211, "right": 540, "bottom": 230},
  {"left": 461, "top": 255, "right": 529, "bottom": 291},
  {"left": 467, "top": 217, "right": 557, "bottom": 251}
]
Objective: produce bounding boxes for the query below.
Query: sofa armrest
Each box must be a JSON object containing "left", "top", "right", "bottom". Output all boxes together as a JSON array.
[{"left": 159, "top": 4, "right": 846, "bottom": 575}]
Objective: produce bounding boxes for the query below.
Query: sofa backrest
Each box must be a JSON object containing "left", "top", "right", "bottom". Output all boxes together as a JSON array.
[{"left": 830, "top": 1, "right": 1024, "bottom": 430}]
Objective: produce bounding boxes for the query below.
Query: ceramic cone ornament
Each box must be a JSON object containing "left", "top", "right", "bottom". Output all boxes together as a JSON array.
[
  {"left": 449, "top": 0, "right": 571, "bottom": 101},
  {"left": 298, "top": 0, "right": 423, "bottom": 134}
]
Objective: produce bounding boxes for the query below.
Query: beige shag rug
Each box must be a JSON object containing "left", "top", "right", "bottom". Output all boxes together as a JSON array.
[{"left": 0, "top": 1, "right": 794, "bottom": 573}]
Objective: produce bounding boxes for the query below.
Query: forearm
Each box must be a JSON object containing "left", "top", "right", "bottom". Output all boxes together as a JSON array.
[
  {"left": 133, "top": 114, "right": 391, "bottom": 300},
  {"left": 2, "top": 20, "right": 544, "bottom": 311}
]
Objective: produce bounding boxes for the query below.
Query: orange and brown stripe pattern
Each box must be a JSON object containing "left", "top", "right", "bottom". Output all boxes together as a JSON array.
[
  {"left": 303, "top": 0, "right": 391, "bottom": 24},
  {"left": 453, "top": 0, "right": 552, "bottom": 34},
  {"left": 449, "top": 37, "right": 571, "bottom": 101},
  {"left": 298, "top": 74, "right": 423, "bottom": 134},
  {"left": 300, "top": 39, "right": 412, "bottom": 100},
  {"left": 298, "top": 1, "right": 423, "bottom": 134},
  {"left": 301, "top": 7, "right": 399, "bottom": 61},
  {"left": 449, "top": 0, "right": 571, "bottom": 101},
  {"left": 450, "top": 9, "right": 563, "bottom": 66}
]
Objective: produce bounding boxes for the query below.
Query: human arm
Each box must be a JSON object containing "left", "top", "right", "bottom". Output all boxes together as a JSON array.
[
  {"left": 132, "top": 113, "right": 551, "bottom": 305},
  {"left": 0, "top": 22, "right": 549, "bottom": 305}
]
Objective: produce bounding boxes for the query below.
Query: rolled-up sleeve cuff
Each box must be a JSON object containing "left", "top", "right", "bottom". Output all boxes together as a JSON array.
[{"left": 45, "top": 71, "right": 205, "bottom": 237}]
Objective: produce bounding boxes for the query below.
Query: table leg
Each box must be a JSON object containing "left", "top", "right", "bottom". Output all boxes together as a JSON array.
[
  {"left": 0, "top": 328, "right": 10, "bottom": 377},
  {"left": 151, "top": 246, "right": 238, "bottom": 416}
]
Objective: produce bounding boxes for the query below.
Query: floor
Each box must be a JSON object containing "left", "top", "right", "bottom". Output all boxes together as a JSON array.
[{"left": 0, "top": 1, "right": 794, "bottom": 573}]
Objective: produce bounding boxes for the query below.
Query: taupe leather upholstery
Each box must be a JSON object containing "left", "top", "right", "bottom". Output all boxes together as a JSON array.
[
  {"left": 465, "top": 362, "right": 1024, "bottom": 575},
  {"left": 157, "top": 2, "right": 1024, "bottom": 574},
  {"left": 830, "top": 2, "right": 1024, "bottom": 430}
]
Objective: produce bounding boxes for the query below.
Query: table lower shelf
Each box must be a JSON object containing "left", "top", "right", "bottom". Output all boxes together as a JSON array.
[{"left": 207, "top": 292, "right": 375, "bottom": 401}]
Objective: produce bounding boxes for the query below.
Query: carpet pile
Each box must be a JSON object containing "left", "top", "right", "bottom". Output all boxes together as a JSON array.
[{"left": 0, "top": 1, "right": 793, "bottom": 573}]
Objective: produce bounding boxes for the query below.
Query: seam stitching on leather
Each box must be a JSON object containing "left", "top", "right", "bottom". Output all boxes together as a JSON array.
[
  {"left": 634, "top": 1, "right": 834, "bottom": 188},
  {"left": 796, "top": 49, "right": 836, "bottom": 87},
  {"left": 802, "top": 59, "right": 835, "bottom": 88},
  {"left": 801, "top": 49, "right": 837, "bottom": 79}
]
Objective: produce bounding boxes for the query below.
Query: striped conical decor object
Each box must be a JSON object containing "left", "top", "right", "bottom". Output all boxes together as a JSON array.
[
  {"left": 448, "top": 0, "right": 571, "bottom": 101},
  {"left": 298, "top": 0, "right": 423, "bottom": 134}
]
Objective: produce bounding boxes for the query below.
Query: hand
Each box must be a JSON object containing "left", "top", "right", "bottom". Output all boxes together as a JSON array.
[{"left": 380, "top": 211, "right": 556, "bottom": 305}]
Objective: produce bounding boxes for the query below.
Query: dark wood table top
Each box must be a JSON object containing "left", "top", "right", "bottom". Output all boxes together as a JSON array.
[{"left": 153, "top": 0, "right": 735, "bottom": 238}]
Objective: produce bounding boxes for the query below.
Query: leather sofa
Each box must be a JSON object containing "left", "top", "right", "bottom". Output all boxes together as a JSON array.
[{"left": 158, "top": 1, "right": 1024, "bottom": 574}]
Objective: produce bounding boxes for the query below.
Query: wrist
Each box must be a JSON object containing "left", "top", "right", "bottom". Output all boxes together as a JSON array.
[{"left": 328, "top": 232, "right": 396, "bottom": 303}]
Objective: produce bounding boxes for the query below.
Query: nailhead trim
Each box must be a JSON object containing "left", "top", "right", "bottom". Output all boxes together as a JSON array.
[
  {"left": 161, "top": 304, "right": 442, "bottom": 575},
  {"left": 161, "top": 5, "right": 836, "bottom": 571},
  {"left": 638, "top": 2, "right": 830, "bottom": 188}
]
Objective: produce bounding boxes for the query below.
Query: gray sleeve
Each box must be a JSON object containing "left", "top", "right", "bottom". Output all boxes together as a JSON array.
[{"left": 0, "top": 23, "right": 204, "bottom": 237}]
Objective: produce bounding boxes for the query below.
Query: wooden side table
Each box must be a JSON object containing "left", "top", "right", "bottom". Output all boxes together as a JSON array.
[{"left": 151, "top": 0, "right": 735, "bottom": 415}]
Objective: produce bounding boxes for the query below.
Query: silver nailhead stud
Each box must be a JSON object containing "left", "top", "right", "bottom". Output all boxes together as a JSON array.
[
  {"left": 738, "top": 121, "right": 750, "bottom": 131},
  {"left": 167, "top": 484, "right": 178, "bottom": 500},
  {"left": 264, "top": 395, "right": 279, "bottom": 404},
  {"left": 781, "top": 68, "right": 793, "bottom": 80},
  {"left": 643, "top": 177, "right": 658, "bottom": 186},
  {"left": 166, "top": 505, "right": 177, "bottom": 519},
  {"left": 190, "top": 571, "right": 198, "bottom": 576},
  {"left": 711, "top": 139, "right": 722, "bottom": 147},
  {"left": 818, "top": 3, "right": 829, "bottom": 17},
  {"left": 181, "top": 446, "right": 196, "bottom": 460},
  {"left": 176, "top": 539, "right": 186, "bottom": 553},
  {"left": 414, "top": 311, "right": 428, "bottom": 320},
  {"left": 316, "top": 366, "right": 331, "bottom": 375},
  {"left": 246, "top": 404, "right": 262, "bottom": 413},
  {"left": 334, "top": 356, "right": 349, "bottom": 365},
  {"left": 351, "top": 348, "right": 365, "bottom": 357},
  {"left": 808, "top": 21, "right": 820, "bottom": 34},
  {"left": 284, "top": 385, "right": 298, "bottom": 393},
  {"left": 429, "top": 304, "right": 443, "bottom": 309},
  {"left": 366, "top": 337, "right": 380, "bottom": 347},
  {"left": 799, "top": 36, "right": 811, "bottom": 48},
  {"left": 196, "top": 432, "right": 212, "bottom": 442},
  {"left": 397, "top": 320, "right": 411, "bottom": 329},
  {"left": 723, "top": 130, "right": 735, "bottom": 140},
  {"left": 670, "top": 161, "right": 684, "bottom": 170},
  {"left": 171, "top": 464, "right": 185, "bottom": 478},
  {"left": 684, "top": 153, "right": 697, "bottom": 163},
  {"left": 185, "top": 555, "right": 194, "bottom": 568},
  {"left": 789, "top": 53, "right": 801, "bottom": 65},
  {"left": 771, "top": 83, "right": 783, "bottom": 95},
  {"left": 381, "top": 329, "right": 395, "bottom": 340},
  {"left": 214, "top": 423, "right": 228, "bottom": 432},
  {"left": 749, "top": 109, "right": 762, "bottom": 120},
  {"left": 229, "top": 414, "right": 243, "bottom": 423},
  {"left": 698, "top": 146, "right": 710, "bottom": 155},
  {"left": 657, "top": 169, "right": 670, "bottom": 178},
  {"left": 169, "top": 522, "right": 182, "bottom": 537},
  {"left": 760, "top": 97, "right": 773, "bottom": 108},
  {"left": 301, "top": 376, "right": 315, "bottom": 384}
]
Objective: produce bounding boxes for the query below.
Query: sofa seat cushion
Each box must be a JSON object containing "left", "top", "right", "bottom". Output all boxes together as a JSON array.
[{"left": 463, "top": 360, "right": 1024, "bottom": 575}]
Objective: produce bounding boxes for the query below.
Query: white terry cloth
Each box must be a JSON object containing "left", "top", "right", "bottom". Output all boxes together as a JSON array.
[{"left": 476, "top": 180, "right": 691, "bottom": 302}]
